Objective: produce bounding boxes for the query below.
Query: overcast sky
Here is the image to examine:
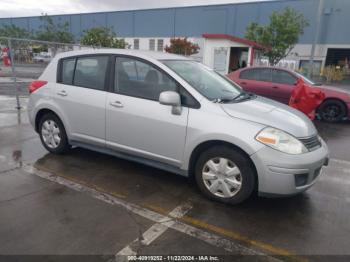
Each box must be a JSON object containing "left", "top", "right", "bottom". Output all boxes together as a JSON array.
[{"left": 0, "top": 0, "right": 268, "bottom": 18}]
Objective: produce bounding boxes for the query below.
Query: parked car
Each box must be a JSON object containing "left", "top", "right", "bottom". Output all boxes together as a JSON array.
[
  {"left": 228, "top": 67, "right": 350, "bottom": 123},
  {"left": 33, "top": 53, "right": 52, "bottom": 63},
  {"left": 27, "top": 50, "right": 329, "bottom": 204}
]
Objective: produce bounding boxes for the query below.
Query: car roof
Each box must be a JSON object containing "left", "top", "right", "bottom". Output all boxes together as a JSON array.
[{"left": 55, "top": 48, "right": 190, "bottom": 61}]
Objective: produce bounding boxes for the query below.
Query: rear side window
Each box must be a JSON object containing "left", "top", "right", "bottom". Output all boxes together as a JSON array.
[
  {"left": 272, "top": 70, "right": 297, "bottom": 85},
  {"left": 74, "top": 56, "right": 109, "bottom": 90},
  {"left": 61, "top": 58, "right": 75, "bottom": 85},
  {"left": 58, "top": 55, "right": 109, "bottom": 91}
]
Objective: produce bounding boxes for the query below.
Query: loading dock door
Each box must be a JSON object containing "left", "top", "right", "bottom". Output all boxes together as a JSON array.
[{"left": 326, "top": 48, "right": 350, "bottom": 66}]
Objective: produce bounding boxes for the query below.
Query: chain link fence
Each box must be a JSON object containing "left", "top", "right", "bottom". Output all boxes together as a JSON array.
[{"left": 0, "top": 37, "right": 98, "bottom": 109}]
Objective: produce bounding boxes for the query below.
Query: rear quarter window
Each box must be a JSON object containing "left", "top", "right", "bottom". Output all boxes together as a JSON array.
[{"left": 60, "top": 58, "right": 75, "bottom": 85}]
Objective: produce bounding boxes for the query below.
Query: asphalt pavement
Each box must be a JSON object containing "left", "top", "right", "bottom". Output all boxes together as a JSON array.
[{"left": 1, "top": 93, "right": 350, "bottom": 262}]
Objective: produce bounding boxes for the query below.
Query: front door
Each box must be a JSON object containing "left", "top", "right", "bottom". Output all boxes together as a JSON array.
[{"left": 106, "top": 56, "right": 188, "bottom": 167}]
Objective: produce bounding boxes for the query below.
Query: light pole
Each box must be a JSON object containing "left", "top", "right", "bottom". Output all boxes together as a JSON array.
[{"left": 308, "top": 0, "right": 325, "bottom": 78}]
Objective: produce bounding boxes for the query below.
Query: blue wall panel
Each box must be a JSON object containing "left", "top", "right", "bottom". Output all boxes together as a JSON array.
[
  {"left": 107, "top": 11, "right": 134, "bottom": 37},
  {"left": 175, "top": 7, "right": 203, "bottom": 37},
  {"left": 70, "top": 15, "right": 81, "bottom": 38},
  {"left": 134, "top": 9, "right": 174, "bottom": 37},
  {"left": 234, "top": 2, "right": 260, "bottom": 37},
  {"left": 200, "top": 7, "right": 229, "bottom": 34},
  {"left": 258, "top": 0, "right": 318, "bottom": 44},
  {"left": 81, "top": 13, "right": 106, "bottom": 32},
  {"left": 0, "top": 18, "right": 11, "bottom": 27},
  {"left": 28, "top": 17, "right": 43, "bottom": 34},
  {"left": 0, "top": 0, "right": 349, "bottom": 44},
  {"left": 321, "top": 0, "right": 350, "bottom": 44},
  {"left": 10, "top": 17, "right": 29, "bottom": 31}
]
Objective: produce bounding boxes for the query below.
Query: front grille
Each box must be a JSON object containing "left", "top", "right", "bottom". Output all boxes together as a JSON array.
[{"left": 299, "top": 135, "right": 321, "bottom": 151}]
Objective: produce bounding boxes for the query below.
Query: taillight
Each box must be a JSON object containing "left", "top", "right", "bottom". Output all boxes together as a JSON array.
[{"left": 28, "top": 81, "right": 47, "bottom": 94}]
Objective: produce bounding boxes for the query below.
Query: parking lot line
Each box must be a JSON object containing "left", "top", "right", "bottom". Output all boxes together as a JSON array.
[
  {"left": 23, "top": 164, "right": 307, "bottom": 261},
  {"left": 23, "top": 165, "right": 275, "bottom": 257},
  {"left": 117, "top": 203, "right": 192, "bottom": 256}
]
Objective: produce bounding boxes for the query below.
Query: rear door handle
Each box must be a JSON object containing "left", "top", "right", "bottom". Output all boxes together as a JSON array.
[
  {"left": 57, "top": 90, "right": 67, "bottom": 96},
  {"left": 272, "top": 86, "right": 279, "bottom": 89},
  {"left": 110, "top": 101, "right": 123, "bottom": 108},
  {"left": 240, "top": 82, "right": 247, "bottom": 85}
]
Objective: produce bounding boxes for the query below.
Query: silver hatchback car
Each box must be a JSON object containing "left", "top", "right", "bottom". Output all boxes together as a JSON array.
[{"left": 28, "top": 49, "right": 329, "bottom": 204}]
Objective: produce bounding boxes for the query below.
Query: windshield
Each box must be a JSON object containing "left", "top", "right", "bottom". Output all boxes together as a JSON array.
[
  {"left": 294, "top": 72, "right": 316, "bottom": 85},
  {"left": 162, "top": 60, "right": 243, "bottom": 101}
]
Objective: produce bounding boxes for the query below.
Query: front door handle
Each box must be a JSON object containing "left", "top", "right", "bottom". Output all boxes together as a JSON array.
[
  {"left": 272, "top": 86, "right": 279, "bottom": 89},
  {"left": 240, "top": 82, "right": 247, "bottom": 85},
  {"left": 110, "top": 101, "right": 123, "bottom": 108},
  {"left": 57, "top": 90, "right": 67, "bottom": 96}
]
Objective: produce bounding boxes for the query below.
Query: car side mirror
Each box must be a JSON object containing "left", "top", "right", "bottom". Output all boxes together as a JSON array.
[{"left": 159, "top": 91, "right": 182, "bottom": 115}]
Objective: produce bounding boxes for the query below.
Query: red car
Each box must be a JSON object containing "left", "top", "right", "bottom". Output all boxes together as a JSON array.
[{"left": 228, "top": 67, "right": 350, "bottom": 122}]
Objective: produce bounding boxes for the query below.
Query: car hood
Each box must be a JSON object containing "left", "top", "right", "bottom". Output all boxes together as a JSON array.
[
  {"left": 317, "top": 85, "right": 349, "bottom": 93},
  {"left": 220, "top": 96, "right": 317, "bottom": 138}
]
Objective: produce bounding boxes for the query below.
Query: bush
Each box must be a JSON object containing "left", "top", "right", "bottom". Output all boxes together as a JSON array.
[{"left": 321, "top": 66, "right": 346, "bottom": 83}]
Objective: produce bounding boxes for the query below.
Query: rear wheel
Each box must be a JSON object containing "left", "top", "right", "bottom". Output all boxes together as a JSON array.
[
  {"left": 318, "top": 100, "right": 347, "bottom": 123},
  {"left": 39, "top": 113, "right": 69, "bottom": 154},
  {"left": 194, "top": 146, "right": 256, "bottom": 205}
]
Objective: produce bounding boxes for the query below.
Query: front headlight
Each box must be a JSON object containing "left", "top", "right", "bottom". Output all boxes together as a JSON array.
[{"left": 255, "top": 127, "right": 308, "bottom": 155}]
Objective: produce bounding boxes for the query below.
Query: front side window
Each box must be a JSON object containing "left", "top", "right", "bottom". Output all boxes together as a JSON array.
[
  {"left": 272, "top": 70, "right": 297, "bottom": 85},
  {"left": 162, "top": 60, "right": 242, "bottom": 101},
  {"left": 115, "top": 57, "right": 177, "bottom": 100},
  {"left": 74, "top": 56, "right": 108, "bottom": 90},
  {"left": 240, "top": 69, "right": 259, "bottom": 81}
]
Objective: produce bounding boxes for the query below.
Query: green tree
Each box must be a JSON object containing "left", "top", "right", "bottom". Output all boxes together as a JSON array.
[
  {"left": 0, "top": 24, "right": 31, "bottom": 39},
  {"left": 245, "top": 7, "right": 309, "bottom": 65},
  {"left": 36, "top": 14, "right": 74, "bottom": 43},
  {"left": 80, "top": 27, "right": 127, "bottom": 48},
  {"left": 164, "top": 38, "right": 200, "bottom": 56}
]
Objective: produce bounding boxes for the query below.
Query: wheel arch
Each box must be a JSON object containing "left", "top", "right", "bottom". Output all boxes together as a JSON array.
[
  {"left": 35, "top": 108, "right": 63, "bottom": 133},
  {"left": 188, "top": 140, "right": 259, "bottom": 190}
]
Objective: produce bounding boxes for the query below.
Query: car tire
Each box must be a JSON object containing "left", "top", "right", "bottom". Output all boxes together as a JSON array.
[
  {"left": 194, "top": 145, "right": 256, "bottom": 205},
  {"left": 318, "top": 100, "right": 347, "bottom": 123},
  {"left": 38, "top": 113, "right": 70, "bottom": 154}
]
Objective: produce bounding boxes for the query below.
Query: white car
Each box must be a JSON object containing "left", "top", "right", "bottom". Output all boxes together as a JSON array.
[
  {"left": 33, "top": 54, "right": 52, "bottom": 63},
  {"left": 27, "top": 49, "right": 329, "bottom": 204}
]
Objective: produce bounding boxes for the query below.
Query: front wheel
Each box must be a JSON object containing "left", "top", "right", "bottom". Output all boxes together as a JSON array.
[
  {"left": 318, "top": 100, "right": 347, "bottom": 123},
  {"left": 194, "top": 146, "right": 256, "bottom": 205}
]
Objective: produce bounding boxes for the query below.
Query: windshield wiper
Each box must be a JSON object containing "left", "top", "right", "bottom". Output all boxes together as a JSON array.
[{"left": 212, "top": 92, "right": 255, "bottom": 104}]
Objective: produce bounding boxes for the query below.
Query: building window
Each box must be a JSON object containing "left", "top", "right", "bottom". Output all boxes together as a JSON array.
[
  {"left": 133, "top": 39, "right": 139, "bottom": 50},
  {"left": 149, "top": 39, "right": 155, "bottom": 51},
  {"left": 157, "top": 39, "right": 164, "bottom": 51}
]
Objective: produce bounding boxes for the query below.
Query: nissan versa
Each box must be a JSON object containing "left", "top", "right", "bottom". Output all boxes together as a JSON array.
[{"left": 27, "top": 49, "right": 329, "bottom": 204}]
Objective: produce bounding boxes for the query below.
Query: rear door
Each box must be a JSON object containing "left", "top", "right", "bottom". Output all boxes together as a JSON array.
[
  {"left": 55, "top": 55, "right": 110, "bottom": 147},
  {"left": 271, "top": 69, "right": 298, "bottom": 104}
]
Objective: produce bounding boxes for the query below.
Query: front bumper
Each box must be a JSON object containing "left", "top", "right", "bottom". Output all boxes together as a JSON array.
[{"left": 251, "top": 139, "right": 329, "bottom": 196}]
